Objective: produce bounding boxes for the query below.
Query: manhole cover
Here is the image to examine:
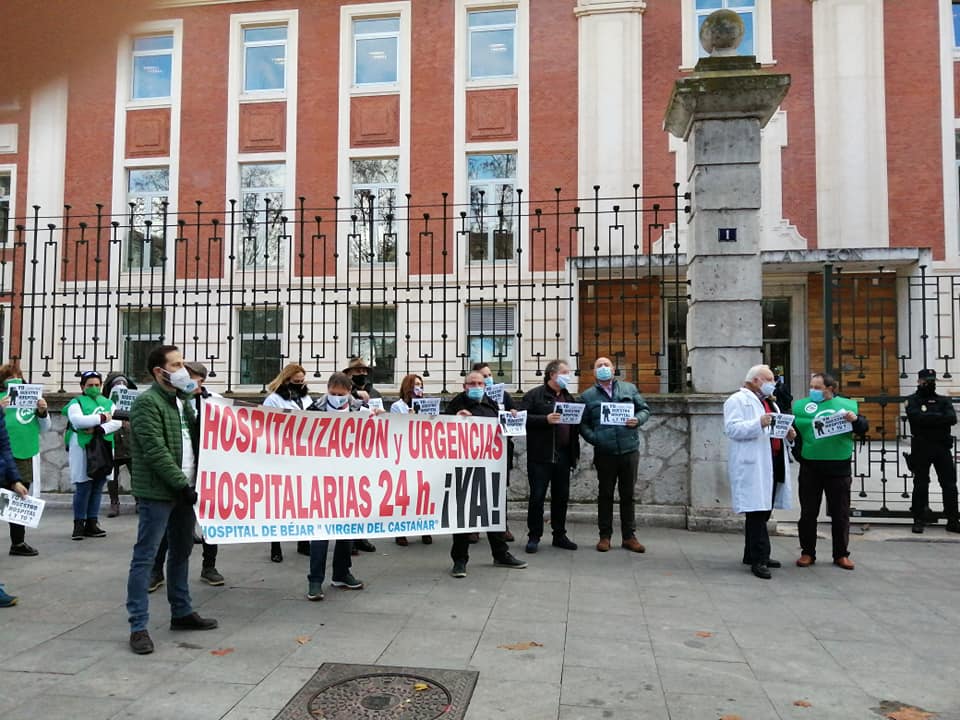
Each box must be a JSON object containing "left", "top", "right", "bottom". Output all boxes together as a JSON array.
[{"left": 274, "top": 664, "right": 479, "bottom": 720}]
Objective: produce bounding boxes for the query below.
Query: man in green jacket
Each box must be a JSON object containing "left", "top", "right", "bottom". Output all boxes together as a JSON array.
[
  {"left": 125, "top": 345, "right": 217, "bottom": 655},
  {"left": 579, "top": 356, "right": 651, "bottom": 553}
]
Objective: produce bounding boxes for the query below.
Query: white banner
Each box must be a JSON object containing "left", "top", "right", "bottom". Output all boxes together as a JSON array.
[
  {"left": 600, "top": 402, "right": 634, "bottom": 426},
  {"left": 0, "top": 489, "right": 45, "bottom": 528},
  {"left": 9, "top": 384, "right": 43, "bottom": 410},
  {"left": 196, "top": 399, "right": 508, "bottom": 544}
]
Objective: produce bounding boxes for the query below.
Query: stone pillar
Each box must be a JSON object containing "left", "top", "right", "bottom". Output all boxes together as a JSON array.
[{"left": 663, "top": 10, "right": 790, "bottom": 529}]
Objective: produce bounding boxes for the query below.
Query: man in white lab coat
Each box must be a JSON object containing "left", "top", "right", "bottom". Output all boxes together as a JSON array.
[{"left": 723, "top": 364, "right": 794, "bottom": 579}]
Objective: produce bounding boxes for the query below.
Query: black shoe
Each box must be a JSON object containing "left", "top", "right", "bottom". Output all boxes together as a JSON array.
[
  {"left": 83, "top": 519, "right": 107, "bottom": 538},
  {"left": 129, "top": 630, "right": 154, "bottom": 655},
  {"left": 297, "top": 541, "right": 311, "bottom": 556},
  {"left": 170, "top": 612, "right": 219, "bottom": 631},
  {"left": 751, "top": 563, "right": 772, "bottom": 580},
  {"left": 451, "top": 561, "right": 467, "bottom": 578},
  {"left": 493, "top": 552, "right": 528, "bottom": 569},
  {"left": 355, "top": 539, "right": 376, "bottom": 553},
  {"left": 200, "top": 567, "right": 224, "bottom": 586},
  {"left": 912, "top": 521, "right": 925, "bottom": 534},
  {"left": 946, "top": 521, "right": 960, "bottom": 534},
  {"left": 147, "top": 573, "right": 164, "bottom": 593},
  {"left": 271, "top": 550, "right": 283, "bottom": 563},
  {"left": 72, "top": 520, "right": 85, "bottom": 541},
  {"left": 525, "top": 538, "right": 539, "bottom": 554},
  {"left": 552, "top": 535, "right": 578, "bottom": 551},
  {"left": 9, "top": 542, "right": 38, "bottom": 557},
  {"left": 331, "top": 573, "right": 364, "bottom": 590},
  {"left": 766, "top": 559, "right": 782, "bottom": 568}
]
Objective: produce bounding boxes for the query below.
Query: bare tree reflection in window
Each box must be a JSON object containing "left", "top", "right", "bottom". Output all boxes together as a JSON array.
[
  {"left": 240, "top": 163, "right": 285, "bottom": 267},
  {"left": 350, "top": 158, "right": 398, "bottom": 264}
]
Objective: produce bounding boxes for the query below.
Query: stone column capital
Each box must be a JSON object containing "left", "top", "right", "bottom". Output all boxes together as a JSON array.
[{"left": 574, "top": 0, "right": 646, "bottom": 19}]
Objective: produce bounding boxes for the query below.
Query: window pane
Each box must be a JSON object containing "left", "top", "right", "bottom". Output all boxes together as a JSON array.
[
  {"left": 467, "top": 154, "right": 516, "bottom": 180},
  {"left": 134, "top": 35, "right": 174, "bottom": 52},
  {"left": 241, "top": 163, "right": 285, "bottom": 189},
  {"left": 727, "top": 0, "right": 755, "bottom": 7},
  {"left": 354, "top": 17, "right": 400, "bottom": 34},
  {"left": 356, "top": 36, "right": 399, "bottom": 84},
  {"left": 955, "top": 5, "right": 960, "bottom": 46},
  {"left": 239, "top": 307, "right": 283, "bottom": 334},
  {"left": 469, "top": 10, "right": 516, "bottom": 27},
  {"left": 239, "top": 339, "right": 282, "bottom": 385},
  {"left": 122, "top": 309, "right": 164, "bottom": 336},
  {"left": 132, "top": 53, "right": 172, "bottom": 99},
  {"left": 128, "top": 168, "right": 169, "bottom": 193},
  {"left": 351, "top": 158, "right": 399, "bottom": 184},
  {"left": 738, "top": 11, "right": 754, "bottom": 55},
  {"left": 244, "top": 26, "right": 287, "bottom": 43},
  {"left": 468, "top": 337, "right": 514, "bottom": 378},
  {"left": 470, "top": 27, "right": 515, "bottom": 78},
  {"left": 245, "top": 45, "right": 286, "bottom": 91},
  {"left": 0, "top": 174, "right": 10, "bottom": 196}
]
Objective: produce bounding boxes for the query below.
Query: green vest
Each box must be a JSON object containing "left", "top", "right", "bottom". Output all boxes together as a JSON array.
[
  {"left": 63, "top": 393, "right": 116, "bottom": 448},
  {"left": 1, "top": 385, "right": 41, "bottom": 459},
  {"left": 792, "top": 395, "right": 858, "bottom": 461}
]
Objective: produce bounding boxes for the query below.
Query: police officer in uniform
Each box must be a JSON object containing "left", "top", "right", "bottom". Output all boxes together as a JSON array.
[{"left": 905, "top": 369, "right": 959, "bottom": 534}]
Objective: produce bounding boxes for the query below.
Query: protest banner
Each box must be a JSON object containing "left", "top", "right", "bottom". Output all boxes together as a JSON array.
[
  {"left": 0, "top": 488, "right": 45, "bottom": 529},
  {"left": 412, "top": 398, "right": 441, "bottom": 416},
  {"left": 767, "top": 413, "right": 795, "bottom": 440},
  {"left": 110, "top": 388, "right": 142, "bottom": 419},
  {"left": 9, "top": 384, "right": 43, "bottom": 410},
  {"left": 498, "top": 410, "right": 527, "bottom": 436},
  {"left": 484, "top": 383, "right": 505, "bottom": 406},
  {"left": 196, "top": 399, "right": 508, "bottom": 544},
  {"left": 600, "top": 402, "right": 634, "bottom": 426},
  {"left": 555, "top": 402, "right": 584, "bottom": 424},
  {"left": 812, "top": 412, "right": 853, "bottom": 439}
]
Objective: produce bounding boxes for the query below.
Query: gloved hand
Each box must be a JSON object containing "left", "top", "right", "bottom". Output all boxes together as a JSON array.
[{"left": 180, "top": 485, "right": 198, "bottom": 506}]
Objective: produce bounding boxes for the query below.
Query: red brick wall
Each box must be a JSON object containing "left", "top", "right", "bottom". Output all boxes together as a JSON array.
[{"left": 885, "top": 0, "right": 945, "bottom": 257}]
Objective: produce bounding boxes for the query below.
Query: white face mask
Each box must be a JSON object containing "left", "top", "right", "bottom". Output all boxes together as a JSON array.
[
  {"left": 556, "top": 373, "right": 572, "bottom": 390},
  {"left": 760, "top": 381, "right": 776, "bottom": 397},
  {"left": 326, "top": 394, "right": 348, "bottom": 409},
  {"left": 163, "top": 367, "right": 198, "bottom": 394}
]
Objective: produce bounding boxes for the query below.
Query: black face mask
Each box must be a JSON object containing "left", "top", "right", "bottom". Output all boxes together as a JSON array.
[
  {"left": 352, "top": 374, "right": 368, "bottom": 388},
  {"left": 280, "top": 382, "right": 309, "bottom": 399},
  {"left": 919, "top": 382, "right": 936, "bottom": 396}
]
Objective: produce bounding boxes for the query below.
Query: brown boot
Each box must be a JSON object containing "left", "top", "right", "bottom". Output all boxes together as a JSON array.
[
  {"left": 622, "top": 536, "right": 646, "bottom": 553},
  {"left": 596, "top": 537, "right": 611, "bottom": 552},
  {"left": 795, "top": 554, "right": 815, "bottom": 567}
]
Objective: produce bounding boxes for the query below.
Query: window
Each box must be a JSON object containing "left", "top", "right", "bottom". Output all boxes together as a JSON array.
[
  {"left": 354, "top": 17, "right": 400, "bottom": 85},
  {"left": 126, "top": 168, "right": 169, "bottom": 270},
  {"left": 131, "top": 34, "right": 173, "bottom": 100},
  {"left": 954, "top": 1, "right": 960, "bottom": 48},
  {"left": 122, "top": 309, "right": 165, "bottom": 383},
  {"left": 243, "top": 25, "right": 287, "bottom": 92},
  {"left": 239, "top": 307, "right": 283, "bottom": 386},
  {"left": 467, "top": 153, "right": 517, "bottom": 262},
  {"left": 350, "top": 307, "right": 396, "bottom": 385},
  {"left": 762, "top": 297, "right": 791, "bottom": 388},
  {"left": 468, "top": 305, "right": 515, "bottom": 381},
  {"left": 240, "top": 163, "right": 286, "bottom": 267},
  {"left": 696, "top": 0, "right": 754, "bottom": 57},
  {"left": 468, "top": 9, "right": 516, "bottom": 80},
  {"left": 350, "top": 158, "right": 398, "bottom": 264},
  {"left": 0, "top": 172, "right": 9, "bottom": 245}
]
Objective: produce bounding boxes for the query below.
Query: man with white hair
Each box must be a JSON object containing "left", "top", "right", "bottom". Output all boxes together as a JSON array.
[{"left": 723, "top": 364, "right": 794, "bottom": 579}]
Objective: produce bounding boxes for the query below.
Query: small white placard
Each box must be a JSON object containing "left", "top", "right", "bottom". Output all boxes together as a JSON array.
[
  {"left": 812, "top": 412, "right": 853, "bottom": 439},
  {"left": 498, "top": 410, "right": 527, "bottom": 436},
  {"left": 8, "top": 384, "right": 43, "bottom": 410},
  {"left": 366, "top": 398, "right": 384, "bottom": 411},
  {"left": 110, "top": 387, "right": 142, "bottom": 419},
  {"left": 600, "top": 402, "right": 634, "bottom": 426},
  {"left": 0, "top": 488, "right": 45, "bottom": 529},
  {"left": 412, "top": 398, "right": 441, "bottom": 416},
  {"left": 555, "top": 402, "right": 585, "bottom": 424},
  {"left": 767, "top": 413, "right": 795, "bottom": 440},
  {"left": 484, "top": 383, "right": 505, "bottom": 405}
]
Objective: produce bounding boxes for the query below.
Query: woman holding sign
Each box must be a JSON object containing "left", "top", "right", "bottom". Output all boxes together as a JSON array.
[
  {"left": 103, "top": 373, "right": 137, "bottom": 517},
  {"left": 63, "top": 371, "right": 122, "bottom": 541},
  {"left": 390, "top": 374, "right": 433, "bottom": 546},
  {"left": 0, "top": 364, "right": 51, "bottom": 557}
]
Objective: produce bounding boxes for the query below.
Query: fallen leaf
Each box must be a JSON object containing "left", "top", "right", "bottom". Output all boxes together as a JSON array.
[
  {"left": 413, "top": 683, "right": 429, "bottom": 691},
  {"left": 497, "top": 641, "right": 544, "bottom": 651},
  {"left": 719, "top": 715, "right": 743, "bottom": 720},
  {"left": 886, "top": 707, "right": 935, "bottom": 720},
  {"left": 210, "top": 647, "right": 235, "bottom": 656},
  {"left": 695, "top": 631, "right": 713, "bottom": 638},
  {"left": 296, "top": 636, "right": 311, "bottom": 645},
  {"left": 793, "top": 700, "right": 812, "bottom": 707}
]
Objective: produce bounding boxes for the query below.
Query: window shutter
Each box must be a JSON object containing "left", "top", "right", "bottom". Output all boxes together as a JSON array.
[{"left": 467, "top": 305, "right": 514, "bottom": 335}]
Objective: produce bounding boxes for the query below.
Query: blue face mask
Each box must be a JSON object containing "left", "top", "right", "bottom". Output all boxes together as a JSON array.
[
  {"left": 556, "top": 373, "right": 571, "bottom": 390},
  {"left": 467, "top": 387, "right": 485, "bottom": 401},
  {"left": 596, "top": 366, "right": 613, "bottom": 382},
  {"left": 809, "top": 389, "right": 824, "bottom": 403},
  {"left": 483, "top": 376, "right": 494, "bottom": 387}
]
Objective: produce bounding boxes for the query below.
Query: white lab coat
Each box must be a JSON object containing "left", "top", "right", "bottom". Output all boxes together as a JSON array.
[{"left": 723, "top": 387, "right": 792, "bottom": 513}]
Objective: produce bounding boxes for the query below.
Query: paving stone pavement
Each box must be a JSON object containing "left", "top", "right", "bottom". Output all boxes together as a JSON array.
[{"left": 1, "top": 506, "right": 959, "bottom": 720}]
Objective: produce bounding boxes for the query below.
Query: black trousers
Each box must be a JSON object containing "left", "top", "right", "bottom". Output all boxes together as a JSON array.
[
  {"left": 526, "top": 447, "right": 572, "bottom": 539},
  {"left": 593, "top": 451, "right": 638, "bottom": 539},
  {"left": 742, "top": 483, "right": 778, "bottom": 565},
  {"left": 910, "top": 444, "right": 959, "bottom": 522},
  {"left": 450, "top": 531, "right": 509, "bottom": 564},
  {"left": 797, "top": 464, "right": 851, "bottom": 560},
  {"left": 154, "top": 531, "right": 218, "bottom": 573},
  {"left": 9, "top": 459, "right": 31, "bottom": 546}
]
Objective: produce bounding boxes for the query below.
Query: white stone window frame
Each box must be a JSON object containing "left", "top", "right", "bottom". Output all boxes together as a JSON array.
[
  {"left": 466, "top": 151, "right": 520, "bottom": 263},
  {"left": 238, "top": 160, "right": 287, "bottom": 269},
  {"left": 680, "top": 0, "right": 774, "bottom": 69},
  {"left": 230, "top": 10, "right": 299, "bottom": 103},
  {"left": 125, "top": 165, "right": 171, "bottom": 272},
  {"left": 352, "top": 16, "right": 402, "bottom": 89},
  {"left": 342, "top": 2, "right": 410, "bottom": 98},
  {"left": 119, "top": 21, "right": 183, "bottom": 111},
  {"left": 462, "top": 0, "right": 526, "bottom": 90},
  {"left": 241, "top": 24, "right": 289, "bottom": 95},
  {"left": 349, "top": 157, "right": 401, "bottom": 266},
  {"left": 467, "top": 6, "right": 518, "bottom": 83},
  {"left": 0, "top": 164, "right": 15, "bottom": 246}
]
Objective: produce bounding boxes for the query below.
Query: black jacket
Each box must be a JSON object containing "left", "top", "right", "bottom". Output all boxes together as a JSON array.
[
  {"left": 445, "top": 392, "right": 499, "bottom": 418},
  {"left": 518, "top": 383, "right": 580, "bottom": 466},
  {"left": 906, "top": 390, "right": 956, "bottom": 449}
]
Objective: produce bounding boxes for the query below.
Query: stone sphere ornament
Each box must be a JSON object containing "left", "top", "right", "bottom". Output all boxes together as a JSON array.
[{"left": 699, "top": 9, "right": 745, "bottom": 57}]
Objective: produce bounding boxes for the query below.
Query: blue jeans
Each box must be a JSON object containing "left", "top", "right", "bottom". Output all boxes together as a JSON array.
[
  {"left": 126, "top": 497, "right": 195, "bottom": 632},
  {"left": 308, "top": 540, "right": 352, "bottom": 584},
  {"left": 73, "top": 475, "right": 108, "bottom": 521}
]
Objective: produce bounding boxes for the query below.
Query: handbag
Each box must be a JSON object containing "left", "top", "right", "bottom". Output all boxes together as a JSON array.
[{"left": 84, "top": 428, "right": 114, "bottom": 479}]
